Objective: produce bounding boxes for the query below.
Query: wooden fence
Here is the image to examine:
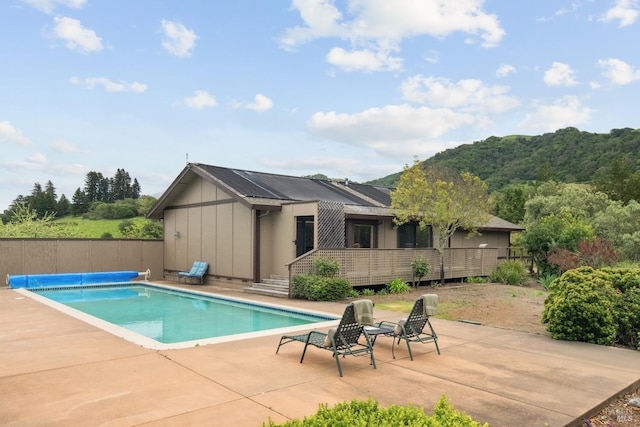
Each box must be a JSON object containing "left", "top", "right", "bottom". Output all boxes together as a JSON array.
[
  {"left": 0, "top": 238, "right": 164, "bottom": 284},
  {"left": 287, "top": 247, "right": 527, "bottom": 287}
]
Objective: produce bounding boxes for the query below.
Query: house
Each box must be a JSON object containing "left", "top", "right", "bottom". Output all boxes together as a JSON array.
[{"left": 147, "top": 163, "right": 524, "bottom": 290}]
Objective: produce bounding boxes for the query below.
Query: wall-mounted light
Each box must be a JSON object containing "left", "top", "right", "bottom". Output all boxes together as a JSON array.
[{"left": 173, "top": 231, "right": 181, "bottom": 238}]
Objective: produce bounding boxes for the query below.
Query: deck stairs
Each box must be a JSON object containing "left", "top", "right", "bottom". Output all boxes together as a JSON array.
[{"left": 244, "top": 275, "right": 289, "bottom": 298}]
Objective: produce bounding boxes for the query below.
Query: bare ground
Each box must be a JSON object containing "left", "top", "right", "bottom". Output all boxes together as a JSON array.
[{"left": 356, "top": 281, "right": 640, "bottom": 426}]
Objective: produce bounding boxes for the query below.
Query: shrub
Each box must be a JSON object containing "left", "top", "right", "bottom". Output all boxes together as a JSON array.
[
  {"left": 263, "top": 395, "right": 487, "bottom": 427},
  {"left": 615, "top": 287, "right": 640, "bottom": 349},
  {"left": 602, "top": 267, "right": 640, "bottom": 348},
  {"left": 360, "top": 288, "right": 376, "bottom": 296},
  {"left": 542, "top": 267, "right": 619, "bottom": 345},
  {"left": 291, "top": 274, "right": 352, "bottom": 301},
  {"left": 547, "top": 247, "right": 579, "bottom": 274},
  {"left": 578, "top": 237, "right": 619, "bottom": 269},
  {"left": 465, "top": 276, "right": 488, "bottom": 284},
  {"left": 387, "top": 278, "right": 411, "bottom": 294},
  {"left": 489, "top": 260, "right": 529, "bottom": 286},
  {"left": 411, "top": 257, "right": 430, "bottom": 287},
  {"left": 313, "top": 257, "right": 340, "bottom": 277},
  {"left": 537, "top": 274, "right": 558, "bottom": 290}
]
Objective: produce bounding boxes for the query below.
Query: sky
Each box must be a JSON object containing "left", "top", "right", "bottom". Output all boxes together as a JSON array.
[{"left": 1, "top": 0, "right": 640, "bottom": 211}]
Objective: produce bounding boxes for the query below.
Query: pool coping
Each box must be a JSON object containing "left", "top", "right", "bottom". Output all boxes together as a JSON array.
[{"left": 15, "top": 282, "right": 340, "bottom": 350}]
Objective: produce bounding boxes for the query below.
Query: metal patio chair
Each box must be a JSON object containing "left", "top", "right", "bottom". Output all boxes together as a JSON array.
[
  {"left": 376, "top": 294, "right": 440, "bottom": 360},
  {"left": 276, "top": 303, "right": 376, "bottom": 377}
]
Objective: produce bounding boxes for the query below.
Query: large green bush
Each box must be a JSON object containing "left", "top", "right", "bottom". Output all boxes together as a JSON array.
[
  {"left": 601, "top": 267, "right": 640, "bottom": 348},
  {"left": 489, "top": 260, "right": 529, "bottom": 285},
  {"left": 542, "top": 267, "right": 620, "bottom": 345},
  {"left": 313, "top": 257, "right": 340, "bottom": 277},
  {"left": 291, "top": 274, "right": 352, "bottom": 301},
  {"left": 264, "top": 395, "right": 487, "bottom": 427}
]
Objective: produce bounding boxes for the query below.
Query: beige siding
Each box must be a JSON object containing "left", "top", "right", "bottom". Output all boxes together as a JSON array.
[
  {"left": 260, "top": 203, "right": 318, "bottom": 279},
  {"left": 216, "top": 202, "right": 234, "bottom": 277},
  {"left": 378, "top": 219, "right": 397, "bottom": 248},
  {"left": 232, "top": 204, "right": 253, "bottom": 279},
  {"left": 161, "top": 176, "right": 255, "bottom": 282},
  {"left": 201, "top": 205, "right": 217, "bottom": 274},
  {"left": 258, "top": 211, "right": 273, "bottom": 280},
  {"left": 450, "top": 230, "right": 511, "bottom": 249}
]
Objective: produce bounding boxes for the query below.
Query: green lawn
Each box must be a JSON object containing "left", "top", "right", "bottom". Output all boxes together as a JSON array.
[{"left": 54, "top": 216, "right": 149, "bottom": 238}]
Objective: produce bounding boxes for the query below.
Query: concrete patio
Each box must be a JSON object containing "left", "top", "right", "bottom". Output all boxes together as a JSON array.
[{"left": 1, "top": 284, "right": 640, "bottom": 427}]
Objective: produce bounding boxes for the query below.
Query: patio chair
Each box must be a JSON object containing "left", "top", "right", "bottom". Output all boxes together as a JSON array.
[
  {"left": 275, "top": 302, "right": 376, "bottom": 377},
  {"left": 177, "top": 261, "right": 209, "bottom": 284},
  {"left": 376, "top": 294, "right": 440, "bottom": 360}
]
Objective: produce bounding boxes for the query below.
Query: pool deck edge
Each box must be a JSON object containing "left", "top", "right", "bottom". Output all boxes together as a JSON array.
[{"left": 1, "top": 285, "right": 640, "bottom": 427}]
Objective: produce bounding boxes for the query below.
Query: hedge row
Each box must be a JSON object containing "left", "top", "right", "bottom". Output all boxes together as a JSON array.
[{"left": 264, "top": 395, "right": 487, "bottom": 427}]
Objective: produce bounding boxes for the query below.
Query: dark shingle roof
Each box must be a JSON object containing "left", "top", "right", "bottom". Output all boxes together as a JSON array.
[
  {"left": 147, "top": 163, "right": 524, "bottom": 231},
  {"left": 198, "top": 164, "right": 374, "bottom": 206}
]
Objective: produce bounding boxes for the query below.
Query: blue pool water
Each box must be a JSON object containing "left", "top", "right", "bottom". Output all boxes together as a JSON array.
[{"left": 33, "top": 284, "right": 336, "bottom": 345}]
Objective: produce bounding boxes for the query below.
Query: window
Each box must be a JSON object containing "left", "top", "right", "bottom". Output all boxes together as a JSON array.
[
  {"left": 397, "top": 223, "right": 432, "bottom": 248},
  {"left": 295, "top": 216, "right": 315, "bottom": 257},
  {"left": 353, "top": 224, "right": 373, "bottom": 248},
  {"left": 346, "top": 220, "right": 378, "bottom": 248}
]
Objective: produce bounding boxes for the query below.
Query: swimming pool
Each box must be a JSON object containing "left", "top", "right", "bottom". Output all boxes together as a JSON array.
[{"left": 16, "top": 283, "right": 338, "bottom": 350}]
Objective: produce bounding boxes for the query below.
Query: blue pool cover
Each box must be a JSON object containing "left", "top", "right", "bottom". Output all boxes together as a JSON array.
[{"left": 8, "top": 271, "right": 141, "bottom": 289}]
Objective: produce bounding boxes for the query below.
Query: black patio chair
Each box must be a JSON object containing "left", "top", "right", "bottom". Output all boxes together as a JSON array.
[
  {"left": 376, "top": 294, "right": 440, "bottom": 360},
  {"left": 276, "top": 303, "right": 376, "bottom": 377}
]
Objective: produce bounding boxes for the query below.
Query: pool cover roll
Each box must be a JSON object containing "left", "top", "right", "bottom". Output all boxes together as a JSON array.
[{"left": 7, "top": 271, "right": 141, "bottom": 289}]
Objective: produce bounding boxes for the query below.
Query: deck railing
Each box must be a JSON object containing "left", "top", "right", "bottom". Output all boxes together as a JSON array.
[{"left": 287, "top": 247, "right": 527, "bottom": 288}]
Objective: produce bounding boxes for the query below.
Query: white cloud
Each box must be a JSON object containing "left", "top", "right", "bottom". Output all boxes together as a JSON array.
[
  {"left": 27, "top": 152, "right": 47, "bottom": 165},
  {"left": 307, "top": 104, "right": 476, "bottom": 149},
  {"left": 50, "top": 16, "right": 102, "bottom": 53},
  {"left": 280, "top": 0, "right": 505, "bottom": 72},
  {"left": 51, "top": 140, "right": 85, "bottom": 153},
  {"left": 600, "top": 0, "right": 640, "bottom": 27},
  {"left": 161, "top": 20, "right": 198, "bottom": 58},
  {"left": 518, "top": 96, "right": 594, "bottom": 132},
  {"left": 544, "top": 62, "right": 577, "bottom": 86},
  {"left": 21, "top": 0, "right": 86, "bottom": 14},
  {"left": 496, "top": 64, "right": 516, "bottom": 78},
  {"left": 598, "top": 58, "right": 640, "bottom": 85},
  {"left": 245, "top": 94, "right": 273, "bottom": 112},
  {"left": 279, "top": 0, "right": 348, "bottom": 50},
  {"left": 326, "top": 47, "right": 403, "bottom": 72},
  {"left": 182, "top": 90, "right": 217, "bottom": 109},
  {"left": 0, "top": 121, "right": 31, "bottom": 145},
  {"left": 424, "top": 50, "right": 439, "bottom": 64},
  {"left": 400, "top": 76, "right": 520, "bottom": 114},
  {"left": 69, "top": 77, "right": 147, "bottom": 93}
]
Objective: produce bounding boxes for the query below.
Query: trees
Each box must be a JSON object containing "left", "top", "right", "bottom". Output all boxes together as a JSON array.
[
  {"left": 391, "top": 159, "right": 490, "bottom": 285},
  {"left": 0, "top": 204, "right": 83, "bottom": 238},
  {"left": 594, "top": 154, "right": 640, "bottom": 203},
  {"left": 491, "top": 184, "right": 531, "bottom": 225}
]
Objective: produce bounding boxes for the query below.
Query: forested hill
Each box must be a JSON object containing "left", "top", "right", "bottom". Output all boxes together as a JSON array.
[{"left": 368, "top": 127, "right": 640, "bottom": 192}]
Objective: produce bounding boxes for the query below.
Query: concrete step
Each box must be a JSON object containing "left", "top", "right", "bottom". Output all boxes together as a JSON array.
[
  {"left": 260, "top": 278, "right": 289, "bottom": 286},
  {"left": 243, "top": 277, "right": 289, "bottom": 298}
]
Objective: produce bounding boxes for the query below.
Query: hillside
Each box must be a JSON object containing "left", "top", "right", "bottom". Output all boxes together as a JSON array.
[{"left": 368, "top": 127, "right": 640, "bottom": 191}]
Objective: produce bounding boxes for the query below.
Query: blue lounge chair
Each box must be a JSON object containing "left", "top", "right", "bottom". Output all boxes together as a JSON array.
[
  {"left": 178, "top": 261, "right": 209, "bottom": 284},
  {"left": 276, "top": 302, "right": 376, "bottom": 377}
]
